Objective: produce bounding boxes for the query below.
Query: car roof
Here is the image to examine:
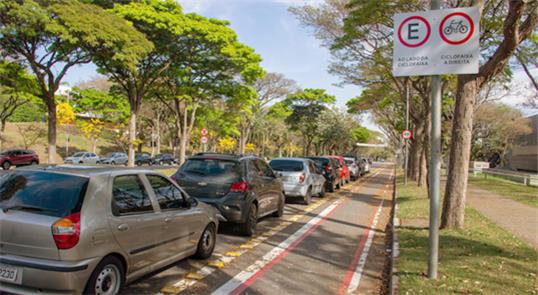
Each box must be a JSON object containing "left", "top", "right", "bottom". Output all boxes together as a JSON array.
[
  {"left": 270, "top": 157, "right": 310, "bottom": 162},
  {"left": 13, "top": 165, "right": 159, "bottom": 178},
  {"left": 188, "top": 153, "right": 258, "bottom": 162}
]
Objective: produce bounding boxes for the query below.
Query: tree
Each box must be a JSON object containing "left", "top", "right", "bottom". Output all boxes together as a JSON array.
[
  {"left": 80, "top": 118, "right": 105, "bottom": 153},
  {"left": 148, "top": 4, "right": 263, "bottom": 164},
  {"left": 284, "top": 88, "right": 336, "bottom": 155},
  {"left": 0, "top": 0, "right": 150, "bottom": 163},
  {"left": 472, "top": 103, "right": 532, "bottom": 165},
  {"left": 0, "top": 59, "right": 40, "bottom": 150},
  {"left": 442, "top": 0, "right": 538, "bottom": 229},
  {"left": 71, "top": 88, "right": 129, "bottom": 124},
  {"left": 238, "top": 72, "right": 298, "bottom": 154},
  {"left": 56, "top": 103, "right": 76, "bottom": 125},
  {"left": 217, "top": 137, "right": 236, "bottom": 153}
]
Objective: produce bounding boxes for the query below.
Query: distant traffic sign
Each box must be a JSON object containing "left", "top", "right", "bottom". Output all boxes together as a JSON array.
[
  {"left": 201, "top": 128, "right": 208, "bottom": 136},
  {"left": 200, "top": 136, "right": 208, "bottom": 144},
  {"left": 402, "top": 130, "right": 413, "bottom": 140},
  {"left": 393, "top": 7, "right": 479, "bottom": 76}
]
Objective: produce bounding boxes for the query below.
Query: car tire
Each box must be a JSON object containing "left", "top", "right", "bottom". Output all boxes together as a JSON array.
[
  {"left": 159, "top": 160, "right": 164, "bottom": 166},
  {"left": 303, "top": 187, "right": 312, "bottom": 205},
  {"left": 1, "top": 161, "right": 10, "bottom": 170},
  {"left": 328, "top": 182, "right": 335, "bottom": 192},
  {"left": 84, "top": 256, "right": 125, "bottom": 295},
  {"left": 318, "top": 185, "right": 326, "bottom": 197},
  {"left": 240, "top": 203, "right": 258, "bottom": 237},
  {"left": 30, "top": 160, "right": 38, "bottom": 166},
  {"left": 272, "top": 194, "right": 285, "bottom": 217},
  {"left": 335, "top": 181, "right": 340, "bottom": 190},
  {"left": 136, "top": 161, "right": 141, "bottom": 166},
  {"left": 194, "top": 223, "right": 216, "bottom": 259}
]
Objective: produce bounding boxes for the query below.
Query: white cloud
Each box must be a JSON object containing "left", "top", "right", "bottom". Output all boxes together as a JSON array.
[{"left": 177, "top": 0, "right": 213, "bottom": 13}]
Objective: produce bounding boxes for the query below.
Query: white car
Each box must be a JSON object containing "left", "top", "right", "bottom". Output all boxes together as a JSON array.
[
  {"left": 361, "top": 158, "right": 371, "bottom": 173},
  {"left": 344, "top": 157, "right": 360, "bottom": 181},
  {"left": 64, "top": 152, "right": 100, "bottom": 164},
  {"left": 269, "top": 158, "right": 326, "bottom": 205}
]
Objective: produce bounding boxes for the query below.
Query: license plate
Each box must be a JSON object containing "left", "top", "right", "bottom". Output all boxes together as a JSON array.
[{"left": 0, "top": 264, "right": 21, "bottom": 284}]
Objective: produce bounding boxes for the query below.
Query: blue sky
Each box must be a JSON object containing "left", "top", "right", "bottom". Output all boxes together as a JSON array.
[{"left": 62, "top": 0, "right": 362, "bottom": 109}]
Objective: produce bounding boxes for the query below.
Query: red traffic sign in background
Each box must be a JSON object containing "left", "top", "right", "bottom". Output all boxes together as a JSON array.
[
  {"left": 201, "top": 128, "right": 208, "bottom": 136},
  {"left": 402, "top": 130, "right": 413, "bottom": 140}
]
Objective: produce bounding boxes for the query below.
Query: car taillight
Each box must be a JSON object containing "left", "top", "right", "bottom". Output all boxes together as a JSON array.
[
  {"left": 230, "top": 180, "right": 249, "bottom": 193},
  {"left": 325, "top": 165, "right": 332, "bottom": 171},
  {"left": 299, "top": 173, "right": 305, "bottom": 183},
  {"left": 52, "top": 212, "right": 80, "bottom": 250}
]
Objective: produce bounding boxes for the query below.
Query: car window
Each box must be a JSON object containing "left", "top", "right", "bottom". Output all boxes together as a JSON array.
[
  {"left": 269, "top": 160, "right": 304, "bottom": 172},
  {"left": 112, "top": 175, "right": 153, "bottom": 216},
  {"left": 181, "top": 158, "right": 241, "bottom": 178},
  {"left": 147, "top": 175, "right": 185, "bottom": 210},
  {"left": 0, "top": 171, "right": 88, "bottom": 217},
  {"left": 72, "top": 152, "right": 84, "bottom": 157},
  {"left": 257, "top": 160, "right": 275, "bottom": 177}
]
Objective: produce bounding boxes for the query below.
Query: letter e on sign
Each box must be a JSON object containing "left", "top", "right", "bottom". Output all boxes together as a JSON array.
[{"left": 398, "top": 16, "right": 431, "bottom": 48}]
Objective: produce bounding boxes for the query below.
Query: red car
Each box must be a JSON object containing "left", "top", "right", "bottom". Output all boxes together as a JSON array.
[
  {"left": 326, "top": 155, "right": 351, "bottom": 186},
  {"left": 0, "top": 149, "right": 39, "bottom": 170}
]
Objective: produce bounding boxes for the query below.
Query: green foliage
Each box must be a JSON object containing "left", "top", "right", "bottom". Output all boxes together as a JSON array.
[
  {"left": 352, "top": 127, "right": 370, "bottom": 143},
  {"left": 71, "top": 88, "right": 129, "bottom": 124},
  {"left": 0, "top": 59, "right": 41, "bottom": 124}
]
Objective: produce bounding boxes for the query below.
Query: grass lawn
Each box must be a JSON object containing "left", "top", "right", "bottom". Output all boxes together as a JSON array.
[
  {"left": 468, "top": 173, "right": 538, "bottom": 208},
  {"left": 396, "top": 174, "right": 538, "bottom": 294}
]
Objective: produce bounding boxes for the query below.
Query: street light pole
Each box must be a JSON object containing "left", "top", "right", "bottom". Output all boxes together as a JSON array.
[{"left": 429, "top": 0, "right": 442, "bottom": 280}]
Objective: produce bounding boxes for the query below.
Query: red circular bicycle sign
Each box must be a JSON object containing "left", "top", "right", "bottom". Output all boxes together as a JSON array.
[
  {"left": 201, "top": 128, "right": 208, "bottom": 136},
  {"left": 398, "top": 15, "right": 431, "bottom": 48},
  {"left": 402, "top": 130, "right": 412, "bottom": 140},
  {"left": 439, "top": 12, "right": 474, "bottom": 45}
]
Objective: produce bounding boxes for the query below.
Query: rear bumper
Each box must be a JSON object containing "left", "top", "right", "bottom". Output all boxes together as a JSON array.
[
  {"left": 0, "top": 254, "right": 100, "bottom": 294},
  {"left": 282, "top": 183, "right": 308, "bottom": 197},
  {"left": 197, "top": 194, "right": 250, "bottom": 224}
]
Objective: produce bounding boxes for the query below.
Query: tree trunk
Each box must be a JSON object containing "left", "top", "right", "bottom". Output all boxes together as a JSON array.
[
  {"left": 127, "top": 111, "right": 136, "bottom": 167},
  {"left": 0, "top": 119, "right": 5, "bottom": 151},
  {"left": 441, "top": 75, "right": 478, "bottom": 229},
  {"left": 47, "top": 99, "right": 57, "bottom": 164},
  {"left": 92, "top": 139, "right": 97, "bottom": 154},
  {"left": 156, "top": 116, "right": 161, "bottom": 154}
]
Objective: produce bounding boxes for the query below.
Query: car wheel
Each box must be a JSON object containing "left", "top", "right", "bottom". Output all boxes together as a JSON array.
[
  {"left": 272, "top": 194, "right": 285, "bottom": 217},
  {"left": 110, "top": 161, "right": 115, "bottom": 165},
  {"left": 303, "top": 187, "right": 312, "bottom": 205},
  {"left": 335, "top": 181, "right": 340, "bottom": 190},
  {"left": 136, "top": 161, "right": 141, "bottom": 166},
  {"left": 240, "top": 203, "right": 258, "bottom": 236},
  {"left": 194, "top": 223, "right": 216, "bottom": 259},
  {"left": 84, "top": 256, "right": 124, "bottom": 295},
  {"left": 318, "top": 185, "right": 326, "bottom": 197},
  {"left": 159, "top": 160, "right": 164, "bottom": 166},
  {"left": 30, "top": 160, "right": 38, "bottom": 166},
  {"left": 2, "top": 161, "right": 11, "bottom": 170}
]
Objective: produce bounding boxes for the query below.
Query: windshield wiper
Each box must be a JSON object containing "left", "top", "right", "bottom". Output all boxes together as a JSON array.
[{"left": 2, "top": 205, "right": 46, "bottom": 213}]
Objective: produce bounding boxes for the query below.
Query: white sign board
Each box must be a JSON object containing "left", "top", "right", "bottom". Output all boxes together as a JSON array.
[
  {"left": 393, "top": 7, "right": 479, "bottom": 76},
  {"left": 200, "top": 136, "right": 208, "bottom": 144},
  {"left": 402, "top": 130, "right": 413, "bottom": 140}
]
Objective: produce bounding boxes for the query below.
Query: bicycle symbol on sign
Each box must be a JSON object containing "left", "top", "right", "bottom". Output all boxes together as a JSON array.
[{"left": 443, "top": 19, "right": 469, "bottom": 35}]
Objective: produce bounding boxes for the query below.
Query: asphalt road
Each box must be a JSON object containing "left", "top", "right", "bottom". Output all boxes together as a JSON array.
[{"left": 121, "top": 162, "right": 394, "bottom": 295}]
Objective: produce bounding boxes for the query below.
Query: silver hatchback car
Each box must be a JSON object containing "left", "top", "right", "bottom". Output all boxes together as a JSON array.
[
  {"left": 269, "top": 158, "right": 326, "bottom": 205},
  {"left": 0, "top": 166, "right": 218, "bottom": 294}
]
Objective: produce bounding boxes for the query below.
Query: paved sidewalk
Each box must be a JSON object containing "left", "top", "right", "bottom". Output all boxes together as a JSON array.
[{"left": 465, "top": 184, "right": 538, "bottom": 249}]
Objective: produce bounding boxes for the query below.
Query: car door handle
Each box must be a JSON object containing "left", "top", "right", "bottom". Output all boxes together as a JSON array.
[
  {"left": 117, "top": 224, "right": 129, "bottom": 231},
  {"left": 164, "top": 217, "right": 172, "bottom": 223}
]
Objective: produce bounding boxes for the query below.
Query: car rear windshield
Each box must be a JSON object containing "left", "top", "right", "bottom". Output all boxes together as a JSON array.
[
  {"left": 0, "top": 171, "right": 89, "bottom": 217},
  {"left": 269, "top": 160, "right": 304, "bottom": 172},
  {"left": 181, "top": 158, "right": 241, "bottom": 177},
  {"left": 345, "top": 160, "right": 354, "bottom": 165},
  {"left": 307, "top": 157, "right": 330, "bottom": 166}
]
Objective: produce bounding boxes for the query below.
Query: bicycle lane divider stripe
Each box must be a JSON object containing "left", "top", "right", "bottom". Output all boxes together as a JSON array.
[
  {"left": 211, "top": 197, "right": 347, "bottom": 295},
  {"left": 337, "top": 169, "right": 394, "bottom": 295}
]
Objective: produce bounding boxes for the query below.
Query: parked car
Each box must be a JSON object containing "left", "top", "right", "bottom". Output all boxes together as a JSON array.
[
  {"left": 0, "top": 149, "right": 39, "bottom": 170},
  {"left": 64, "top": 152, "right": 99, "bottom": 164},
  {"left": 99, "top": 152, "right": 128, "bottom": 165},
  {"left": 305, "top": 156, "right": 341, "bottom": 192},
  {"left": 153, "top": 153, "right": 176, "bottom": 166},
  {"left": 269, "top": 158, "right": 326, "bottom": 204},
  {"left": 361, "top": 157, "right": 371, "bottom": 173},
  {"left": 0, "top": 166, "right": 218, "bottom": 294},
  {"left": 344, "top": 157, "right": 360, "bottom": 181},
  {"left": 327, "top": 155, "right": 351, "bottom": 186},
  {"left": 135, "top": 153, "right": 153, "bottom": 166},
  {"left": 172, "top": 153, "right": 284, "bottom": 236}
]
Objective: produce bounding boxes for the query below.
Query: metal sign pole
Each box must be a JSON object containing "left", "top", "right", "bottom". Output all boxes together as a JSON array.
[
  {"left": 428, "top": 0, "right": 442, "bottom": 279},
  {"left": 404, "top": 79, "right": 410, "bottom": 185}
]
